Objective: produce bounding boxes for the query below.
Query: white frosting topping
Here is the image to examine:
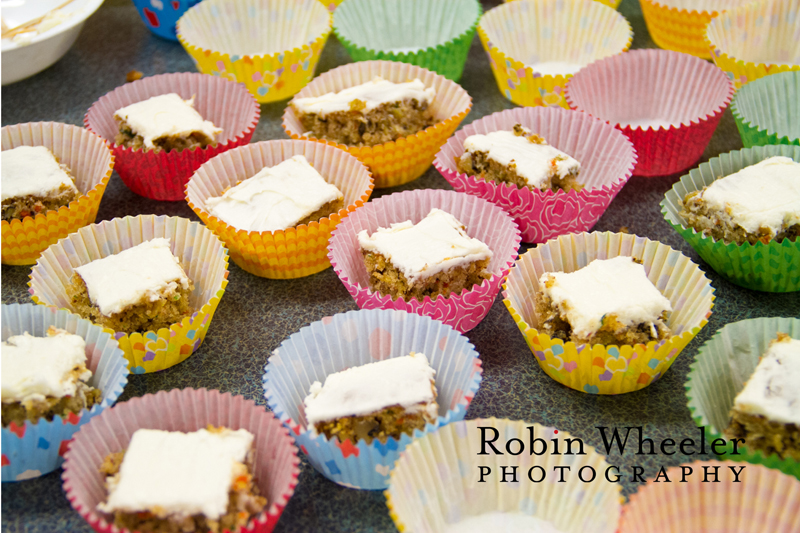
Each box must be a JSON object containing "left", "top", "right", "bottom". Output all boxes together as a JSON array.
[
  {"left": 444, "top": 512, "right": 564, "bottom": 533},
  {"left": 292, "top": 77, "right": 436, "bottom": 116},
  {"left": 74, "top": 238, "right": 190, "bottom": 317},
  {"left": 304, "top": 352, "right": 437, "bottom": 426},
  {"left": 1, "top": 330, "right": 91, "bottom": 404},
  {"left": 734, "top": 335, "right": 800, "bottom": 425},
  {"left": 528, "top": 61, "right": 583, "bottom": 76},
  {"left": 113, "top": 93, "right": 222, "bottom": 149},
  {"left": 204, "top": 155, "right": 343, "bottom": 232},
  {"left": 357, "top": 208, "right": 492, "bottom": 285},
  {"left": 462, "top": 128, "right": 581, "bottom": 189},
  {"left": 539, "top": 256, "right": 673, "bottom": 340},
  {"left": 699, "top": 156, "right": 800, "bottom": 237},
  {"left": 1, "top": 145, "right": 78, "bottom": 201},
  {"left": 98, "top": 428, "right": 254, "bottom": 520}
]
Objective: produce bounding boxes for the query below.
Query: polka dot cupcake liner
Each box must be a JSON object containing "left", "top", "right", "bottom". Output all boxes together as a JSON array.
[
  {"left": 28, "top": 215, "right": 230, "bottom": 373},
  {"left": 731, "top": 70, "right": 800, "bottom": 148},
  {"left": 131, "top": 0, "right": 201, "bottom": 41},
  {"left": 1, "top": 303, "right": 129, "bottom": 482}
]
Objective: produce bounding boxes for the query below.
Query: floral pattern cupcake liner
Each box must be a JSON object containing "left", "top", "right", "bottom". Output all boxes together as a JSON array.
[{"left": 731, "top": 70, "right": 800, "bottom": 148}]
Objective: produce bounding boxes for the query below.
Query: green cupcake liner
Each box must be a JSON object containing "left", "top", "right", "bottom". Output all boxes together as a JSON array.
[
  {"left": 732, "top": 71, "right": 800, "bottom": 148},
  {"left": 685, "top": 317, "right": 800, "bottom": 480},
  {"left": 333, "top": 0, "right": 481, "bottom": 82},
  {"left": 661, "top": 144, "right": 800, "bottom": 292}
]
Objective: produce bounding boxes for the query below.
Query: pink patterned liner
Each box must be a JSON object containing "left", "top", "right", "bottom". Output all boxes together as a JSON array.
[
  {"left": 62, "top": 388, "right": 300, "bottom": 533},
  {"left": 433, "top": 106, "right": 636, "bottom": 243},
  {"left": 327, "top": 189, "right": 521, "bottom": 333}
]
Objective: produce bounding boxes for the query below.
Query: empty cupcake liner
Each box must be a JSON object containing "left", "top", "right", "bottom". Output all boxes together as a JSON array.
[
  {"left": 1, "top": 122, "right": 113, "bottom": 265},
  {"left": 386, "top": 418, "right": 622, "bottom": 533},
  {"left": 732, "top": 71, "right": 800, "bottom": 148},
  {"left": 84, "top": 72, "right": 259, "bottom": 201},
  {"left": 478, "top": 0, "right": 631, "bottom": 108},
  {"left": 433, "top": 106, "right": 636, "bottom": 243},
  {"left": 503, "top": 231, "right": 715, "bottom": 395},
  {"left": 706, "top": 0, "right": 800, "bottom": 90},
  {"left": 263, "top": 308, "right": 483, "bottom": 490},
  {"left": 28, "top": 215, "right": 230, "bottom": 373},
  {"left": 619, "top": 460, "right": 800, "bottom": 532},
  {"left": 333, "top": 0, "right": 481, "bottom": 82},
  {"left": 685, "top": 318, "right": 800, "bottom": 481},
  {"left": 327, "top": 189, "right": 520, "bottom": 333},
  {"left": 282, "top": 60, "right": 472, "bottom": 188},
  {"left": 1, "top": 303, "right": 129, "bottom": 483},
  {"left": 62, "top": 388, "right": 300, "bottom": 533},
  {"left": 177, "top": 0, "right": 332, "bottom": 103},
  {"left": 661, "top": 144, "right": 800, "bottom": 292},
  {"left": 131, "top": 0, "right": 200, "bottom": 41},
  {"left": 186, "top": 139, "right": 374, "bottom": 279}
]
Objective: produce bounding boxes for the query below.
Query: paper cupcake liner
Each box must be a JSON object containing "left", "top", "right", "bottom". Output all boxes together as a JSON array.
[
  {"left": 322, "top": 0, "right": 345, "bottom": 11},
  {"left": 732, "top": 71, "right": 800, "bottom": 148},
  {"left": 565, "top": 49, "right": 734, "bottom": 177},
  {"left": 333, "top": 0, "right": 481, "bottom": 82},
  {"left": 131, "top": 0, "right": 200, "bottom": 41},
  {"left": 478, "top": 0, "right": 631, "bottom": 108},
  {"left": 327, "top": 189, "right": 520, "bottom": 333},
  {"left": 386, "top": 419, "right": 622, "bottom": 533},
  {"left": 685, "top": 318, "right": 800, "bottom": 481},
  {"left": 282, "top": 60, "right": 472, "bottom": 188},
  {"left": 177, "top": 0, "right": 332, "bottom": 103},
  {"left": 619, "top": 460, "right": 800, "bottom": 532},
  {"left": 28, "top": 215, "right": 230, "bottom": 373},
  {"left": 1, "top": 122, "right": 113, "bottom": 265},
  {"left": 507, "top": 0, "right": 622, "bottom": 9},
  {"left": 263, "top": 308, "right": 483, "bottom": 490},
  {"left": 433, "top": 106, "right": 636, "bottom": 243},
  {"left": 661, "top": 144, "right": 800, "bottom": 292},
  {"left": 1, "top": 303, "right": 129, "bottom": 482},
  {"left": 706, "top": 0, "right": 800, "bottom": 90},
  {"left": 503, "top": 231, "right": 715, "bottom": 395},
  {"left": 62, "top": 388, "right": 300, "bottom": 533},
  {"left": 186, "top": 139, "right": 374, "bottom": 279},
  {"left": 84, "top": 72, "right": 259, "bottom": 201}
]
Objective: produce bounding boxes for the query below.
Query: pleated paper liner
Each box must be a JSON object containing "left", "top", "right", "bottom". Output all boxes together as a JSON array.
[
  {"left": 282, "top": 60, "right": 472, "bottom": 188},
  {"left": 503, "top": 231, "right": 715, "bottom": 395},
  {"left": 84, "top": 72, "right": 259, "bottom": 201},
  {"left": 333, "top": 0, "right": 481, "bottom": 82},
  {"left": 619, "top": 460, "right": 800, "bottom": 532},
  {"left": 433, "top": 106, "right": 636, "bottom": 244},
  {"left": 131, "top": 0, "right": 200, "bottom": 41},
  {"left": 263, "top": 308, "right": 483, "bottom": 490},
  {"left": 685, "top": 318, "right": 800, "bottom": 481},
  {"left": 706, "top": 0, "right": 800, "bottom": 90},
  {"left": 507, "top": 0, "right": 622, "bottom": 10},
  {"left": 322, "top": 0, "right": 345, "bottom": 11},
  {"left": 478, "top": 0, "right": 631, "bottom": 108},
  {"left": 185, "top": 140, "right": 374, "bottom": 279},
  {"left": 661, "top": 145, "right": 800, "bottom": 292},
  {"left": 62, "top": 388, "right": 300, "bottom": 533},
  {"left": 327, "top": 189, "right": 520, "bottom": 333},
  {"left": 28, "top": 215, "right": 230, "bottom": 374},
  {"left": 1, "top": 122, "right": 113, "bottom": 265},
  {"left": 385, "top": 419, "right": 622, "bottom": 533},
  {"left": 1, "top": 303, "right": 129, "bottom": 482},
  {"left": 565, "top": 49, "right": 734, "bottom": 177},
  {"left": 177, "top": 0, "right": 332, "bottom": 103},
  {"left": 731, "top": 71, "right": 800, "bottom": 148}
]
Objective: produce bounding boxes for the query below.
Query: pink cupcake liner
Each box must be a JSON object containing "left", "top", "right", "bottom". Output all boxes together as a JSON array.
[
  {"left": 85, "top": 72, "right": 260, "bottom": 201},
  {"left": 433, "top": 106, "right": 636, "bottom": 243},
  {"left": 327, "top": 189, "right": 521, "bottom": 333},
  {"left": 62, "top": 388, "right": 300, "bottom": 533},
  {"left": 565, "top": 49, "right": 734, "bottom": 177}
]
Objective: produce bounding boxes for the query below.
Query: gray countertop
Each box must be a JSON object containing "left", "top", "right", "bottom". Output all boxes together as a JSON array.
[{"left": 2, "top": 0, "right": 799, "bottom": 531}]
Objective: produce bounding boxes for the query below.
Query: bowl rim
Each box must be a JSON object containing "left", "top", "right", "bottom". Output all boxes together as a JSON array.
[{"left": 1, "top": 0, "right": 105, "bottom": 53}]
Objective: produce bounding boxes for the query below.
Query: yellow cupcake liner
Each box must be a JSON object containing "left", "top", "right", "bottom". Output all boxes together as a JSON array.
[
  {"left": 479, "top": 0, "right": 631, "bottom": 108},
  {"left": 28, "top": 215, "right": 230, "bottom": 374},
  {"left": 320, "top": 0, "right": 345, "bottom": 11},
  {"left": 282, "top": 60, "right": 472, "bottom": 188},
  {"left": 503, "top": 231, "right": 714, "bottom": 395},
  {"left": 1, "top": 123, "right": 113, "bottom": 266},
  {"left": 177, "top": 0, "right": 332, "bottom": 103},
  {"left": 506, "top": 0, "right": 621, "bottom": 10}
]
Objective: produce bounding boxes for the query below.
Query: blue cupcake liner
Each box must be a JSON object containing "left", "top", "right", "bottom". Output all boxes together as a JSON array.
[{"left": 132, "top": 0, "right": 201, "bottom": 41}]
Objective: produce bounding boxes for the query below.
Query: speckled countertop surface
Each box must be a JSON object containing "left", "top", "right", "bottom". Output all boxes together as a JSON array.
[{"left": 2, "top": 0, "right": 799, "bottom": 531}]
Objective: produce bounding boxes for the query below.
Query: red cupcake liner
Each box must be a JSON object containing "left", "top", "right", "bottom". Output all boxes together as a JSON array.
[
  {"left": 85, "top": 72, "right": 260, "bottom": 201},
  {"left": 433, "top": 106, "right": 635, "bottom": 243},
  {"left": 62, "top": 388, "right": 300, "bottom": 533}
]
